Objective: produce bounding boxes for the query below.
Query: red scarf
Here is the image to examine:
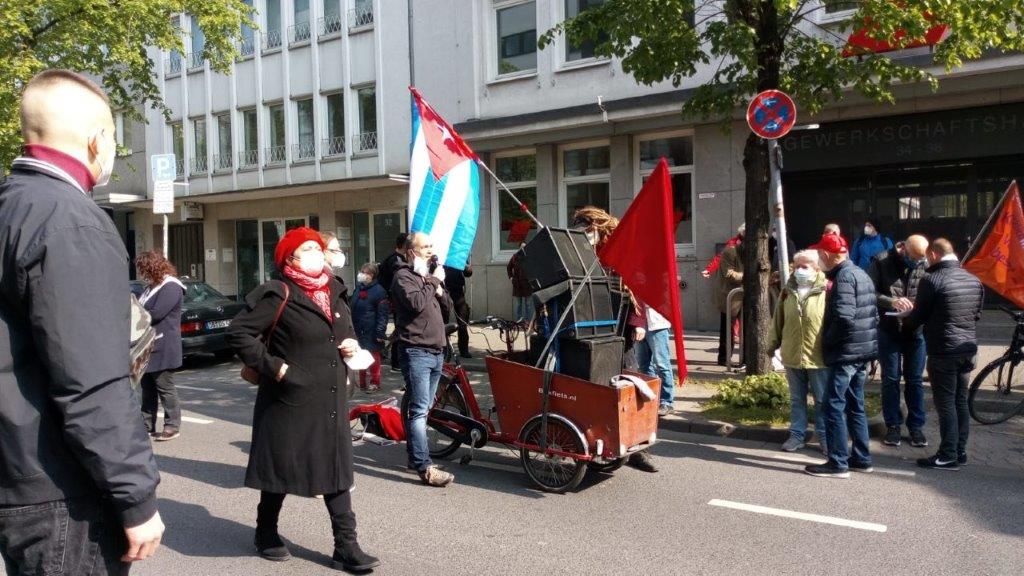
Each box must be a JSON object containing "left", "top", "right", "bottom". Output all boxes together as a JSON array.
[{"left": 283, "top": 265, "right": 332, "bottom": 319}]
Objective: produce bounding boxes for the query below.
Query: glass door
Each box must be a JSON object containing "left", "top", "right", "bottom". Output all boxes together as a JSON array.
[
  {"left": 236, "top": 217, "right": 307, "bottom": 297},
  {"left": 350, "top": 210, "right": 405, "bottom": 267}
]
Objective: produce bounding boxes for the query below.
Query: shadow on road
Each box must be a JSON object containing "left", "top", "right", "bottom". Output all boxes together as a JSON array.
[{"left": 156, "top": 454, "right": 247, "bottom": 490}]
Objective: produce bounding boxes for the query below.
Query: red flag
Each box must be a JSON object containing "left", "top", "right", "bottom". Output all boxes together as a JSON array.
[
  {"left": 964, "top": 181, "right": 1024, "bottom": 308},
  {"left": 598, "top": 158, "right": 687, "bottom": 383},
  {"left": 409, "top": 86, "right": 479, "bottom": 180}
]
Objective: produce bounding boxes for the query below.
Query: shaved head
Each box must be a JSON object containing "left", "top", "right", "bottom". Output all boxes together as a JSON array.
[
  {"left": 20, "top": 69, "right": 115, "bottom": 179},
  {"left": 905, "top": 235, "right": 929, "bottom": 260}
]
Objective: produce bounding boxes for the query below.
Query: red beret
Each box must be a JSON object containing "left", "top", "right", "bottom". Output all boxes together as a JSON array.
[
  {"left": 809, "top": 233, "right": 849, "bottom": 255},
  {"left": 274, "top": 226, "right": 326, "bottom": 271}
]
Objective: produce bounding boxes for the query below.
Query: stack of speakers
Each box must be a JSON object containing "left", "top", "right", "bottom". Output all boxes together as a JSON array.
[{"left": 514, "top": 227, "right": 625, "bottom": 384}]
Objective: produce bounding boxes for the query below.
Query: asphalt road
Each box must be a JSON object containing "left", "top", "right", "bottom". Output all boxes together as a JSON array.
[{"left": 6, "top": 357, "right": 1023, "bottom": 576}]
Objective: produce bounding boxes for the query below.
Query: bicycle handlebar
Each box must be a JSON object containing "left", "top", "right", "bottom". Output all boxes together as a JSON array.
[{"left": 999, "top": 305, "right": 1024, "bottom": 322}]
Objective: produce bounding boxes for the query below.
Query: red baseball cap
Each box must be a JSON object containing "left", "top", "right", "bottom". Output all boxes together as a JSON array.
[{"left": 809, "top": 233, "right": 849, "bottom": 255}]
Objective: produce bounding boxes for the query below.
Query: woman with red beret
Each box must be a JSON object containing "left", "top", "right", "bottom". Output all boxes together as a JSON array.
[{"left": 227, "top": 227, "right": 379, "bottom": 572}]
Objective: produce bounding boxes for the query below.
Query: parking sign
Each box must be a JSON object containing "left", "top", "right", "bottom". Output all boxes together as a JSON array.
[{"left": 151, "top": 154, "right": 176, "bottom": 183}]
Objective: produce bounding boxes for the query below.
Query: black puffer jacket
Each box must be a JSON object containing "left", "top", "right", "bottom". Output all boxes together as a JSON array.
[
  {"left": 904, "top": 260, "right": 984, "bottom": 358},
  {"left": 822, "top": 259, "right": 879, "bottom": 366},
  {"left": 868, "top": 249, "right": 926, "bottom": 337}
]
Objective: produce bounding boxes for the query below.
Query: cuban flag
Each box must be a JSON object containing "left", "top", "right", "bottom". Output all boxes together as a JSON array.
[{"left": 408, "top": 87, "right": 481, "bottom": 269}]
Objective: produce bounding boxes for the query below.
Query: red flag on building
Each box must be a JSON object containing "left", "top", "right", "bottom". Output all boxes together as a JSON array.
[
  {"left": 964, "top": 181, "right": 1024, "bottom": 308},
  {"left": 598, "top": 158, "right": 687, "bottom": 383}
]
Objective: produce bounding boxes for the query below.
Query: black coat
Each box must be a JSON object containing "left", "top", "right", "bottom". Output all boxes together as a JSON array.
[
  {"left": 378, "top": 251, "right": 405, "bottom": 294},
  {"left": 0, "top": 160, "right": 158, "bottom": 526},
  {"left": 391, "top": 261, "right": 450, "bottom": 351},
  {"left": 227, "top": 277, "right": 356, "bottom": 496},
  {"left": 349, "top": 281, "right": 388, "bottom": 351},
  {"left": 868, "top": 249, "right": 926, "bottom": 337},
  {"left": 822, "top": 259, "right": 879, "bottom": 366},
  {"left": 141, "top": 277, "right": 184, "bottom": 373},
  {"left": 905, "top": 260, "right": 984, "bottom": 358}
]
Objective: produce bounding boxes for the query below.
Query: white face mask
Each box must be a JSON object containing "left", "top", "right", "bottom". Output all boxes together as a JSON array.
[
  {"left": 293, "top": 251, "right": 325, "bottom": 275},
  {"left": 794, "top": 267, "right": 816, "bottom": 286},
  {"left": 864, "top": 226, "right": 876, "bottom": 237},
  {"left": 331, "top": 250, "right": 346, "bottom": 269},
  {"left": 357, "top": 272, "right": 370, "bottom": 284},
  {"left": 94, "top": 130, "right": 115, "bottom": 188},
  {"left": 413, "top": 256, "right": 429, "bottom": 277},
  {"left": 585, "top": 230, "right": 598, "bottom": 247}
]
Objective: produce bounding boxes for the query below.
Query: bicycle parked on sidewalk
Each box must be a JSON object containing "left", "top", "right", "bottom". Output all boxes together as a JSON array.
[{"left": 967, "top": 306, "right": 1024, "bottom": 424}]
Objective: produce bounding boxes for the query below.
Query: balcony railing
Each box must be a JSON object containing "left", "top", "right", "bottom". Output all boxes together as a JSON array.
[
  {"left": 190, "top": 155, "right": 208, "bottom": 174},
  {"left": 262, "top": 30, "right": 282, "bottom": 52},
  {"left": 187, "top": 52, "right": 204, "bottom": 71},
  {"left": 289, "top": 21, "right": 312, "bottom": 45},
  {"left": 322, "top": 136, "right": 345, "bottom": 157},
  {"left": 265, "top": 145, "right": 286, "bottom": 165},
  {"left": 165, "top": 55, "right": 183, "bottom": 76},
  {"left": 175, "top": 159, "right": 185, "bottom": 177},
  {"left": 293, "top": 141, "right": 316, "bottom": 161},
  {"left": 348, "top": 5, "right": 374, "bottom": 30},
  {"left": 213, "top": 153, "right": 233, "bottom": 172},
  {"left": 238, "top": 36, "right": 256, "bottom": 58},
  {"left": 319, "top": 13, "right": 344, "bottom": 37},
  {"left": 238, "top": 149, "right": 259, "bottom": 168},
  {"left": 354, "top": 131, "right": 377, "bottom": 153}
]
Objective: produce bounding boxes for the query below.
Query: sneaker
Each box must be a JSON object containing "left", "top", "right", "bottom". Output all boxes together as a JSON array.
[
  {"left": 916, "top": 454, "right": 960, "bottom": 471},
  {"left": 958, "top": 453, "right": 968, "bottom": 466},
  {"left": 419, "top": 466, "right": 454, "bottom": 487},
  {"left": 254, "top": 530, "right": 291, "bottom": 562},
  {"left": 626, "top": 451, "right": 658, "bottom": 473},
  {"left": 781, "top": 437, "right": 805, "bottom": 452},
  {"left": 849, "top": 461, "right": 874, "bottom": 473},
  {"left": 154, "top": 428, "right": 180, "bottom": 442},
  {"left": 367, "top": 384, "right": 380, "bottom": 392},
  {"left": 910, "top": 429, "right": 928, "bottom": 447},
  {"left": 883, "top": 426, "right": 902, "bottom": 446},
  {"left": 331, "top": 542, "right": 381, "bottom": 572},
  {"left": 657, "top": 404, "right": 674, "bottom": 417},
  {"left": 804, "top": 463, "right": 850, "bottom": 478}
]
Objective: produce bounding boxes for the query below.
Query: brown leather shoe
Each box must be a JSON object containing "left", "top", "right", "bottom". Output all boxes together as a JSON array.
[
  {"left": 154, "top": 428, "right": 180, "bottom": 442},
  {"left": 418, "top": 466, "right": 454, "bottom": 487}
]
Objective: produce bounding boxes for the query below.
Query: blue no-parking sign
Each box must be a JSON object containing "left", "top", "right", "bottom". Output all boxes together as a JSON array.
[{"left": 746, "top": 90, "right": 797, "bottom": 140}]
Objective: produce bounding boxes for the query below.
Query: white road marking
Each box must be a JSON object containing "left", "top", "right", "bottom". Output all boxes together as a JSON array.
[
  {"left": 181, "top": 415, "right": 213, "bottom": 424},
  {"left": 708, "top": 499, "right": 887, "bottom": 533},
  {"left": 176, "top": 385, "right": 214, "bottom": 392}
]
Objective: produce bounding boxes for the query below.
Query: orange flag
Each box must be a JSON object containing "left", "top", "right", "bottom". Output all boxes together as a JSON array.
[{"left": 964, "top": 181, "right": 1024, "bottom": 308}]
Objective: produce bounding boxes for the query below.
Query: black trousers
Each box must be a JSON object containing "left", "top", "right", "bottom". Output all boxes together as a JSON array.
[
  {"left": 454, "top": 296, "right": 471, "bottom": 356},
  {"left": 927, "top": 355, "right": 974, "bottom": 461},
  {"left": 257, "top": 490, "right": 357, "bottom": 547},
  {"left": 141, "top": 369, "right": 180, "bottom": 432},
  {"left": 0, "top": 497, "right": 129, "bottom": 576},
  {"left": 718, "top": 313, "right": 728, "bottom": 363}
]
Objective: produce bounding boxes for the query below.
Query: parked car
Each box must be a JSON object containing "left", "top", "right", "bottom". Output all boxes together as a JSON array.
[{"left": 131, "top": 279, "right": 244, "bottom": 359}]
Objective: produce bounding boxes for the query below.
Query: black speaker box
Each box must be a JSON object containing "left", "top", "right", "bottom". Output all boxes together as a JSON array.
[
  {"left": 534, "top": 279, "right": 618, "bottom": 339},
  {"left": 516, "top": 227, "right": 606, "bottom": 291},
  {"left": 556, "top": 336, "right": 624, "bottom": 385}
]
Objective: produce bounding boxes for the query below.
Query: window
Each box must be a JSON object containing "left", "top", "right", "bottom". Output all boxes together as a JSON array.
[
  {"left": 564, "top": 0, "right": 607, "bottom": 62},
  {"left": 493, "top": 152, "right": 538, "bottom": 252},
  {"left": 349, "top": 0, "right": 374, "bottom": 30},
  {"left": 320, "top": 0, "right": 343, "bottom": 36},
  {"left": 167, "top": 16, "right": 183, "bottom": 75},
  {"left": 263, "top": 0, "right": 282, "bottom": 51},
  {"left": 191, "top": 118, "right": 207, "bottom": 173},
  {"left": 638, "top": 133, "right": 695, "bottom": 246},
  {"left": 495, "top": 1, "right": 536, "bottom": 75},
  {"left": 239, "top": 0, "right": 256, "bottom": 56},
  {"left": 267, "top": 104, "right": 285, "bottom": 164},
  {"left": 291, "top": 0, "right": 311, "bottom": 44},
  {"left": 356, "top": 87, "right": 376, "bottom": 152},
  {"left": 240, "top": 109, "right": 258, "bottom": 168},
  {"left": 189, "top": 16, "right": 205, "bottom": 69},
  {"left": 115, "top": 112, "right": 132, "bottom": 156},
  {"left": 561, "top": 144, "right": 610, "bottom": 224},
  {"left": 171, "top": 122, "right": 184, "bottom": 176},
  {"left": 295, "top": 98, "right": 315, "bottom": 160},
  {"left": 324, "top": 93, "right": 345, "bottom": 156},
  {"left": 215, "top": 113, "right": 232, "bottom": 171}
]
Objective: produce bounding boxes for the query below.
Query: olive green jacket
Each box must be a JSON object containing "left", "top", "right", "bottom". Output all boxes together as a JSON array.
[{"left": 769, "top": 272, "right": 828, "bottom": 369}]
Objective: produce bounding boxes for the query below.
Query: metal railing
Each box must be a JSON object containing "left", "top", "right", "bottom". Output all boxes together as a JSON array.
[
  {"left": 187, "top": 52, "right": 204, "bottom": 70},
  {"left": 237, "top": 36, "right": 256, "bottom": 58},
  {"left": 262, "top": 30, "right": 282, "bottom": 52},
  {"left": 213, "top": 153, "right": 233, "bottom": 172},
  {"left": 348, "top": 5, "right": 374, "bottom": 30},
  {"left": 265, "top": 145, "right": 286, "bottom": 165},
  {"left": 293, "top": 141, "right": 316, "bottom": 160},
  {"left": 289, "top": 21, "right": 312, "bottom": 45},
  {"left": 322, "top": 136, "right": 345, "bottom": 157},
  {"left": 354, "top": 131, "right": 377, "bottom": 153},
  {"left": 175, "top": 159, "right": 185, "bottom": 177},
  {"left": 190, "top": 155, "right": 208, "bottom": 174},
  {"left": 165, "top": 56, "right": 183, "bottom": 76},
  {"left": 238, "top": 149, "right": 259, "bottom": 168},
  {"left": 319, "top": 13, "right": 344, "bottom": 37}
]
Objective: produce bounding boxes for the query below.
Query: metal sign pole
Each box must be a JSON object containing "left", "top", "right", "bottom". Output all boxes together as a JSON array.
[
  {"left": 163, "top": 214, "right": 170, "bottom": 259},
  {"left": 768, "top": 139, "right": 790, "bottom": 285}
]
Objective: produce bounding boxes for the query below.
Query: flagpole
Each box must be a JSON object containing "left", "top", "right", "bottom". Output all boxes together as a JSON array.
[{"left": 476, "top": 159, "right": 545, "bottom": 229}]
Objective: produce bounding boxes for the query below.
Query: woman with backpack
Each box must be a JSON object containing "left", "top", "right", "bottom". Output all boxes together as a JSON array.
[
  {"left": 136, "top": 251, "right": 185, "bottom": 442},
  {"left": 349, "top": 262, "right": 388, "bottom": 391},
  {"left": 227, "top": 227, "right": 380, "bottom": 572}
]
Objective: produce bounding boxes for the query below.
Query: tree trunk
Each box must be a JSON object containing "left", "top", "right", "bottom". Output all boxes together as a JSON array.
[{"left": 741, "top": 133, "right": 773, "bottom": 375}]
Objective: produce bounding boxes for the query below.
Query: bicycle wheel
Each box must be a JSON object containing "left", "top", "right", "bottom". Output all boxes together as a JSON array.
[
  {"left": 968, "top": 357, "right": 1024, "bottom": 424},
  {"left": 518, "top": 417, "right": 587, "bottom": 493},
  {"left": 401, "top": 376, "right": 470, "bottom": 459},
  {"left": 587, "top": 457, "right": 626, "bottom": 474}
]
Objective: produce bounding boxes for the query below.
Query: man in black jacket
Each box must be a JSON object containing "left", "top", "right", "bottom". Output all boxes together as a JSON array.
[
  {"left": 868, "top": 235, "right": 930, "bottom": 448},
  {"left": 0, "top": 70, "right": 163, "bottom": 572},
  {"left": 392, "top": 232, "right": 455, "bottom": 487},
  {"left": 805, "top": 233, "right": 878, "bottom": 479},
  {"left": 380, "top": 233, "right": 408, "bottom": 370},
  {"left": 904, "top": 238, "right": 984, "bottom": 470}
]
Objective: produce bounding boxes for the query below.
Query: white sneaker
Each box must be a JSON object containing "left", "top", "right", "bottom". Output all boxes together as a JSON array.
[{"left": 781, "top": 437, "right": 805, "bottom": 452}]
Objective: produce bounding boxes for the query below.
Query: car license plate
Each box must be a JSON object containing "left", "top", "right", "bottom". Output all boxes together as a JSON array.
[{"left": 205, "top": 319, "right": 231, "bottom": 330}]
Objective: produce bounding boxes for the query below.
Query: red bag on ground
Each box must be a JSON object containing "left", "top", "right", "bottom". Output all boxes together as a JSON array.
[{"left": 349, "top": 400, "right": 406, "bottom": 442}]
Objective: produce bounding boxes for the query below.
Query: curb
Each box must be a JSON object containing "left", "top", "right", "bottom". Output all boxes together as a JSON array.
[{"left": 658, "top": 413, "right": 890, "bottom": 445}]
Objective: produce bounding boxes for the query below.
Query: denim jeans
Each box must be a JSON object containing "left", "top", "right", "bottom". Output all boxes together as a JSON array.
[
  {"left": 0, "top": 497, "right": 129, "bottom": 575},
  {"left": 514, "top": 296, "right": 534, "bottom": 323},
  {"left": 636, "top": 328, "right": 675, "bottom": 407},
  {"left": 825, "top": 362, "right": 872, "bottom": 470},
  {"left": 785, "top": 367, "right": 829, "bottom": 443},
  {"left": 402, "top": 346, "right": 443, "bottom": 472},
  {"left": 878, "top": 329, "right": 927, "bottom": 430},
  {"left": 928, "top": 356, "right": 975, "bottom": 461}
]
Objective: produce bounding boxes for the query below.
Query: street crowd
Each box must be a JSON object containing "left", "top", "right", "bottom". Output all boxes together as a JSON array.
[{"left": 0, "top": 69, "right": 989, "bottom": 576}]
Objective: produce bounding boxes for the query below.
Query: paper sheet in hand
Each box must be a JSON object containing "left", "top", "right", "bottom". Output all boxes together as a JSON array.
[
  {"left": 344, "top": 348, "right": 375, "bottom": 370},
  {"left": 885, "top": 310, "right": 911, "bottom": 318}
]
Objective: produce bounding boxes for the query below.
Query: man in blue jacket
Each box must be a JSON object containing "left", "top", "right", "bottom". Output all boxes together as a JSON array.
[
  {"left": 805, "top": 233, "right": 879, "bottom": 479},
  {"left": 0, "top": 70, "right": 163, "bottom": 572}
]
